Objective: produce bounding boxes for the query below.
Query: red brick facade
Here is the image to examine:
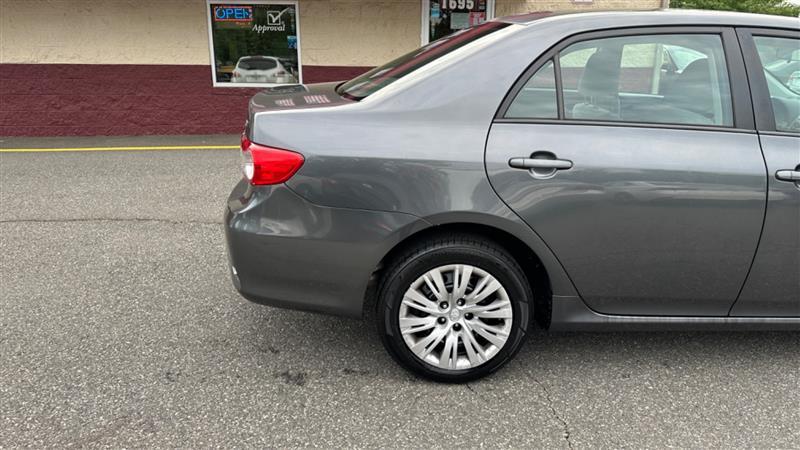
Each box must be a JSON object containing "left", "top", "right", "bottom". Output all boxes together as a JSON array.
[{"left": 0, "top": 64, "right": 371, "bottom": 137}]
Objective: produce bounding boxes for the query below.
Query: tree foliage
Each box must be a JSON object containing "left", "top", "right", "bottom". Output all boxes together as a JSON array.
[{"left": 671, "top": 0, "right": 800, "bottom": 16}]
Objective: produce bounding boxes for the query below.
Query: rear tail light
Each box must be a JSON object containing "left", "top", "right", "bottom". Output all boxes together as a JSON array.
[
  {"left": 240, "top": 134, "right": 304, "bottom": 185},
  {"left": 233, "top": 71, "right": 240, "bottom": 78}
]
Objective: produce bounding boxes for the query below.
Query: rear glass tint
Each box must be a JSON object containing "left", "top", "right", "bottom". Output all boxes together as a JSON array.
[
  {"left": 336, "top": 21, "right": 510, "bottom": 100},
  {"left": 239, "top": 59, "right": 277, "bottom": 70}
]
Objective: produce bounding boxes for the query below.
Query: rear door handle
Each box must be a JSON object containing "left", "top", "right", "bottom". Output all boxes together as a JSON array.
[
  {"left": 509, "top": 157, "right": 573, "bottom": 170},
  {"left": 775, "top": 170, "right": 800, "bottom": 182}
]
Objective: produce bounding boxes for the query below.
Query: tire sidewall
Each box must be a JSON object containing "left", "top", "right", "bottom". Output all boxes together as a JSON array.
[{"left": 378, "top": 244, "right": 530, "bottom": 382}]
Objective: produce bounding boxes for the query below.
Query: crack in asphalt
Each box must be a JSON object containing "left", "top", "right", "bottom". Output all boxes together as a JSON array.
[
  {"left": 531, "top": 376, "right": 573, "bottom": 449},
  {"left": 0, "top": 217, "right": 222, "bottom": 226},
  {"left": 464, "top": 382, "right": 482, "bottom": 398}
]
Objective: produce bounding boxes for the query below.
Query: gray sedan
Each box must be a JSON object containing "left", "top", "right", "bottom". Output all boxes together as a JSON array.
[{"left": 225, "top": 10, "right": 800, "bottom": 381}]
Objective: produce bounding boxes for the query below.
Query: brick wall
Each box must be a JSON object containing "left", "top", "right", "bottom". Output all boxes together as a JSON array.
[{"left": 0, "top": 64, "right": 370, "bottom": 137}]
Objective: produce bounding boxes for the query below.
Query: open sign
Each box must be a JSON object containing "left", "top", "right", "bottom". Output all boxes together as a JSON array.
[{"left": 214, "top": 6, "right": 253, "bottom": 22}]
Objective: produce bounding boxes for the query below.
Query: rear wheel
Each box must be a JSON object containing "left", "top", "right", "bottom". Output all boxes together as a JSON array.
[{"left": 377, "top": 235, "right": 531, "bottom": 382}]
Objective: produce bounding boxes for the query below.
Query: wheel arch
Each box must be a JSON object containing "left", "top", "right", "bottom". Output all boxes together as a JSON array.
[{"left": 364, "top": 214, "right": 579, "bottom": 329}]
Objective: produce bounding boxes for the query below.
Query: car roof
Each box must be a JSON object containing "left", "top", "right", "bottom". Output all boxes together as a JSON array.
[{"left": 499, "top": 9, "right": 799, "bottom": 30}]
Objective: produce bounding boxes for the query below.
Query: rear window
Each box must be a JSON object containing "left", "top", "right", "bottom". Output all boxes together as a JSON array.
[
  {"left": 336, "top": 21, "right": 510, "bottom": 101},
  {"left": 238, "top": 59, "right": 276, "bottom": 70}
]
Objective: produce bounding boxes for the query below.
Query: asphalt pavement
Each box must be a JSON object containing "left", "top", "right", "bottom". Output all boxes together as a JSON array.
[{"left": 1, "top": 137, "right": 798, "bottom": 448}]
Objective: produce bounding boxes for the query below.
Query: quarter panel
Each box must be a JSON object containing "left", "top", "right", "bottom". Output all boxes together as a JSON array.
[
  {"left": 255, "top": 24, "right": 553, "bottom": 217},
  {"left": 225, "top": 181, "right": 429, "bottom": 317}
]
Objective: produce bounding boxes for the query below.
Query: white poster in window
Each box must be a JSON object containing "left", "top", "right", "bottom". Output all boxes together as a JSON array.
[
  {"left": 206, "top": 0, "right": 302, "bottom": 87},
  {"left": 469, "top": 12, "right": 486, "bottom": 26}
]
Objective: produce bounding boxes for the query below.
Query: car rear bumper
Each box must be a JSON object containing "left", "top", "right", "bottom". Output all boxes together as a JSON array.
[{"left": 224, "top": 179, "right": 427, "bottom": 317}]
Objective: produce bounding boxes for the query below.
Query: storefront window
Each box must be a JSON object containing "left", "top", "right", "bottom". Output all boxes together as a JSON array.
[
  {"left": 424, "top": 0, "right": 494, "bottom": 44},
  {"left": 206, "top": 1, "right": 301, "bottom": 87}
]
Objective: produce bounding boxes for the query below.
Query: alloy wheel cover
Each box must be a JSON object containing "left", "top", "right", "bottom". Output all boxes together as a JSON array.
[{"left": 398, "top": 264, "right": 513, "bottom": 371}]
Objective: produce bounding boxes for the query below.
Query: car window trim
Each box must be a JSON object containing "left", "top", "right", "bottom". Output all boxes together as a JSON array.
[
  {"left": 493, "top": 117, "right": 757, "bottom": 134},
  {"left": 736, "top": 27, "right": 800, "bottom": 136},
  {"left": 495, "top": 25, "right": 756, "bottom": 133},
  {"left": 554, "top": 56, "right": 565, "bottom": 120}
]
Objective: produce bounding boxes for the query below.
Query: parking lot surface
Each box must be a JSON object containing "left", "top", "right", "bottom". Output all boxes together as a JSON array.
[{"left": 1, "top": 139, "right": 798, "bottom": 448}]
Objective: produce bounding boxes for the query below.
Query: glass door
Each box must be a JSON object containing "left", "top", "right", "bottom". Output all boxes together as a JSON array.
[{"left": 422, "top": 0, "right": 495, "bottom": 44}]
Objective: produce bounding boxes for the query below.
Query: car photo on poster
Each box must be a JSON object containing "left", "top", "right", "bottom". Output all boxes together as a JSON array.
[{"left": 231, "top": 56, "right": 298, "bottom": 84}]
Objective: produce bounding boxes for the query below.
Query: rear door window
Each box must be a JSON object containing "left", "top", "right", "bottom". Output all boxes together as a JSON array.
[
  {"left": 562, "top": 34, "right": 732, "bottom": 126},
  {"left": 505, "top": 60, "right": 557, "bottom": 119},
  {"left": 505, "top": 33, "right": 734, "bottom": 127}
]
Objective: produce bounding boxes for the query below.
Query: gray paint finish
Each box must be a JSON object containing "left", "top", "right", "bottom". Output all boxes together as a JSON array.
[
  {"left": 732, "top": 134, "right": 800, "bottom": 316},
  {"left": 486, "top": 124, "right": 767, "bottom": 316},
  {"left": 225, "top": 180, "right": 428, "bottom": 317},
  {"left": 226, "top": 10, "right": 800, "bottom": 325}
]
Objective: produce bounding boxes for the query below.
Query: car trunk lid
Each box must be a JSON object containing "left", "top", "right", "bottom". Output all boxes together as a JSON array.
[{"left": 249, "top": 82, "right": 354, "bottom": 117}]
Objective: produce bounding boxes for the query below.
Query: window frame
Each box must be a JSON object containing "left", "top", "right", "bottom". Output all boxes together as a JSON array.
[
  {"left": 495, "top": 26, "right": 755, "bottom": 133},
  {"left": 503, "top": 58, "right": 560, "bottom": 120},
  {"left": 736, "top": 27, "right": 800, "bottom": 137}
]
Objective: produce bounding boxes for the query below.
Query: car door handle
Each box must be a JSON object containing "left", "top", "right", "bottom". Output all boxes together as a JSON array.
[
  {"left": 509, "top": 157, "right": 573, "bottom": 170},
  {"left": 775, "top": 170, "right": 800, "bottom": 182}
]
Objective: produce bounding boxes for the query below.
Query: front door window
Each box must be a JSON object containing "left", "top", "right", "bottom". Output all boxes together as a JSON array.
[{"left": 424, "top": 0, "right": 494, "bottom": 44}]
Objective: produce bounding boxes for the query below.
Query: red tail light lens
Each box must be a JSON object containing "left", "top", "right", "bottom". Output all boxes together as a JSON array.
[{"left": 240, "top": 135, "right": 304, "bottom": 185}]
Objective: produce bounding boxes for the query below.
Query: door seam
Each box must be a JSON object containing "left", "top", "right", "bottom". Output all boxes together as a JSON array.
[{"left": 726, "top": 27, "right": 771, "bottom": 316}]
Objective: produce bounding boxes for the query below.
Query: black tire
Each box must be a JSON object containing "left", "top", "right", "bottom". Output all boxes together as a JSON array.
[{"left": 376, "top": 233, "right": 531, "bottom": 382}]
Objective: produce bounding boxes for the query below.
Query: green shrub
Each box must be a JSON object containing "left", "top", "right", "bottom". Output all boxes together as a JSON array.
[{"left": 671, "top": 0, "right": 800, "bottom": 16}]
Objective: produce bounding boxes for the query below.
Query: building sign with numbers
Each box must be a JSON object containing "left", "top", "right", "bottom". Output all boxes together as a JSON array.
[
  {"left": 206, "top": 0, "right": 301, "bottom": 87},
  {"left": 425, "top": 0, "right": 493, "bottom": 43}
]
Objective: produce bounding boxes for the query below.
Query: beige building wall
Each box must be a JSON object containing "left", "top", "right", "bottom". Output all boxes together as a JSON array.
[
  {"left": 1, "top": 0, "right": 662, "bottom": 67},
  {"left": 301, "top": 0, "right": 421, "bottom": 66},
  {"left": 0, "top": 0, "right": 210, "bottom": 65}
]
